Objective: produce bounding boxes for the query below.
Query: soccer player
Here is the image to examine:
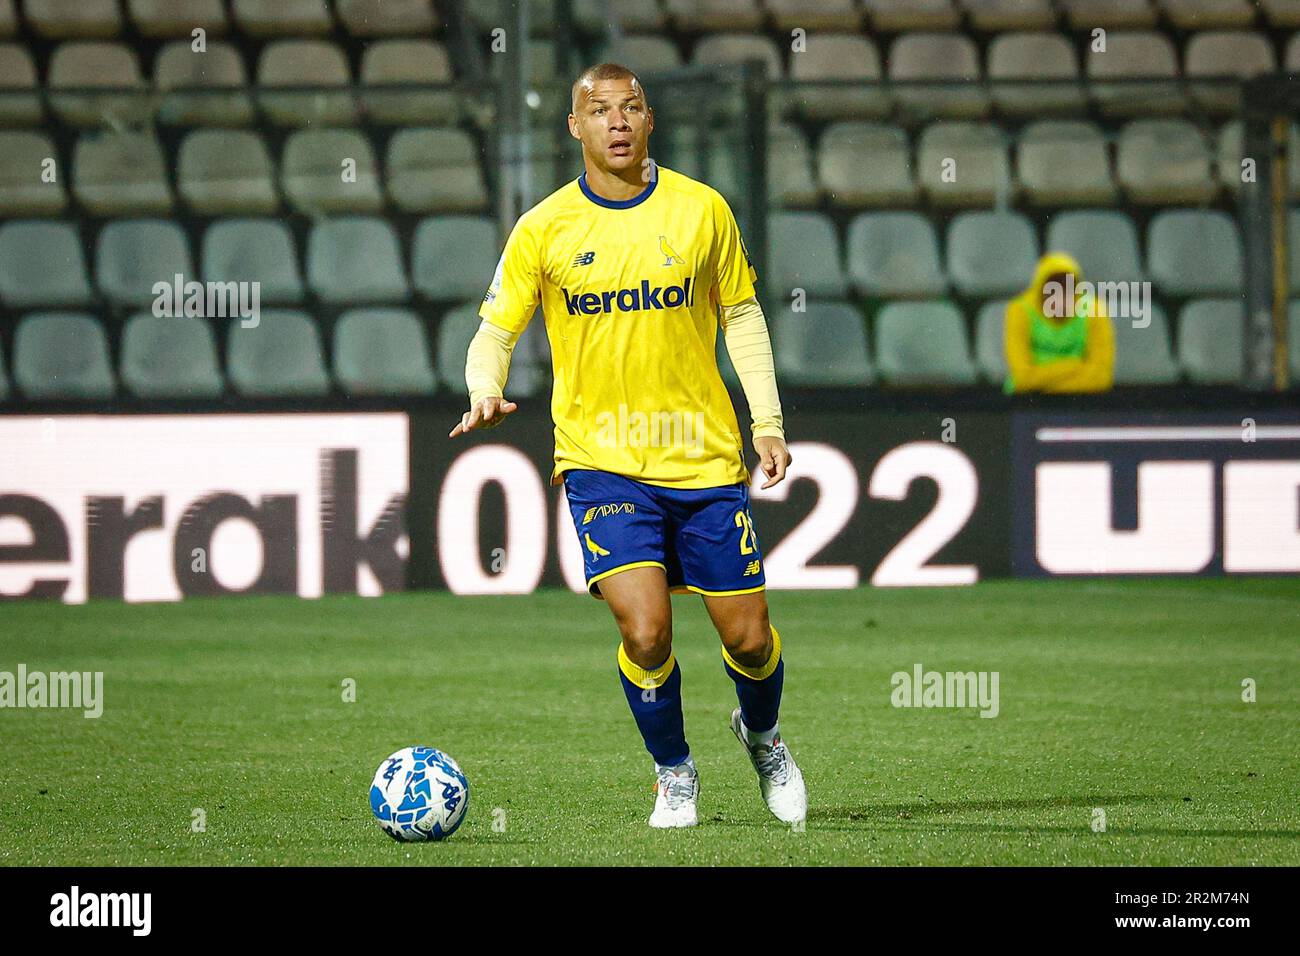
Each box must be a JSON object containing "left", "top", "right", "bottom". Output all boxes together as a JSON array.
[{"left": 450, "top": 63, "right": 807, "bottom": 828}]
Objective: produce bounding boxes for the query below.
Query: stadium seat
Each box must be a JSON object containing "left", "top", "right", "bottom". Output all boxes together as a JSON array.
[
  {"left": 386, "top": 128, "right": 489, "bottom": 213},
  {"left": 466, "top": 0, "right": 556, "bottom": 36},
  {"left": 154, "top": 41, "right": 254, "bottom": 127},
  {"left": 0, "top": 221, "right": 93, "bottom": 309},
  {"left": 486, "top": 40, "right": 563, "bottom": 117},
  {"left": 596, "top": 36, "right": 683, "bottom": 73},
  {"left": 1159, "top": 0, "right": 1255, "bottom": 28},
  {"left": 1017, "top": 121, "right": 1118, "bottom": 206},
  {"left": 574, "top": 0, "right": 668, "bottom": 33},
  {"left": 1046, "top": 209, "right": 1145, "bottom": 284},
  {"left": 13, "top": 312, "right": 115, "bottom": 400},
  {"left": 119, "top": 313, "right": 224, "bottom": 399},
  {"left": 818, "top": 122, "right": 918, "bottom": 207},
  {"left": 963, "top": 0, "right": 1056, "bottom": 29},
  {"left": 667, "top": 0, "right": 765, "bottom": 32},
  {"left": 73, "top": 131, "right": 173, "bottom": 215},
  {"left": 767, "top": 0, "right": 862, "bottom": 30},
  {"left": 96, "top": 219, "right": 193, "bottom": 309},
  {"left": 0, "top": 43, "right": 42, "bottom": 125},
  {"left": 26, "top": 0, "right": 122, "bottom": 38},
  {"left": 889, "top": 33, "right": 988, "bottom": 120},
  {"left": 361, "top": 40, "right": 458, "bottom": 126},
  {"left": 846, "top": 212, "right": 947, "bottom": 298},
  {"left": 0, "top": 0, "right": 14, "bottom": 37},
  {"left": 769, "top": 123, "right": 819, "bottom": 207},
  {"left": 1217, "top": 121, "right": 1300, "bottom": 198},
  {"left": 767, "top": 212, "right": 847, "bottom": 299},
  {"left": 202, "top": 218, "right": 304, "bottom": 304},
  {"left": 1111, "top": 302, "right": 1180, "bottom": 385},
  {"left": 988, "top": 33, "right": 1086, "bottom": 116},
  {"left": 917, "top": 122, "right": 1014, "bottom": 207},
  {"left": 693, "top": 34, "right": 784, "bottom": 80},
  {"left": 1086, "top": 31, "right": 1182, "bottom": 116},
  {"left": 307, "top": 217, "right": 409, "bottom": 305},
  {"left": 1185, "top": 31, "right": 1276, "bottom": 114},
  {"left": 863, "top": 0, "right": 961, "bottom": 30},
  {"left": 772, "top": 302, "right": 874, "bottom": 386},
  {"left": 1147, "top": 209, "right": 1243, "bottom": 296},
  {"left": 1263, "top": 0, "right": 1300, "bottom": 27},
  {"left": 334, "top": 307, "right": 437, "bottom": 396},
  {"left": 232, "top": 0, "right": 333, "bottom": 36},
  {"left": 946, "top": 211, "right": 1038, "bottom": 299},
  {"left": 337, "top": 0, "right": 438, "bottom": 36},
  {"left": 257, "top": 41, "right": 356, "bottom": 127},
  {"left": 874, "top": 302, "right": 978, "bottom": 386},
  {"left": 1061, "top": 0, "right": 1158, "bottom": 28},
  {"left": 282, "top": 129, "right": 383, "bottom": 215},
  {"left": 412, "top": 216, "right": 498, "bottom": 301},
  {"left": 127, "top": 0, "right": 230, "bottom": 38},
  {"left": 178, "top": 130, "right": 279, "bottom": 215},
  {"left": 1116, "top": 119, "right": 1217, "bottom": 205},
  {"left": 974, "top": 301, "right": 1010, "bottom": 384},
  {"left": 48, "top": 42, "right": 149, "bottom": 126},
  {"left": 785, "top": 34, "right": 888, "bottom": 122},
  {"left": 226, "top": 310, "right": 331, "bottom": 398},
  {"left": 1178, "top": 299, "right": 1244, "bottom": 384},
  {"left": 0, "top": 132, "right": 67, "bottom": 216}
]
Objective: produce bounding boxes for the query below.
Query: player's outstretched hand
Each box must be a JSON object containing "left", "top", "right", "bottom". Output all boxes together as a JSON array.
[
  {"left": 754, "top": 435, "right": 792, "bottom": 489},
  {"left": 449, "top": 396, "right": 518, "bottom": 438}
]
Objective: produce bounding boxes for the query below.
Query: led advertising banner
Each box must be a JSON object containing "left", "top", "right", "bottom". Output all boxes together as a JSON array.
[
  {"left": 1011, "top": 412, "right": 1300, "bottom": 576},
  {"left": 0, "top": 414, "right": 408, "bottom": 603}
]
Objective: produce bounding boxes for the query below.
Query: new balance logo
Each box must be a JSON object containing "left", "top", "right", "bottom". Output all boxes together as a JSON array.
[
  {"left": 562, "top": 278, "right": 695, "bottom": 315},
  {"left": 573, "top": 251, "right": 596, "bottom": 266},
  {"left": 744, "top": 560, "right": 761, "bottom": 577}
]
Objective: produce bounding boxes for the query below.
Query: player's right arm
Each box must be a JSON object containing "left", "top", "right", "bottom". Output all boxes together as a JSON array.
[{"left": 450, "top": 214, "right": 543, "bottom": 439}]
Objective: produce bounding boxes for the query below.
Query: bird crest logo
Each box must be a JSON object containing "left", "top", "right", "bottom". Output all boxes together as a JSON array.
[
  {"left": 584, "top": 533, "right": 610, "bottom": 558},
  {"left": 659, "top": 236, "right": 686, "bottom": 266}
]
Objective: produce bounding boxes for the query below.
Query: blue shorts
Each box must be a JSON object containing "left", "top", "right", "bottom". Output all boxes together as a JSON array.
[{"left": 563, "top": 468, "right": 766, "bottom": 599}]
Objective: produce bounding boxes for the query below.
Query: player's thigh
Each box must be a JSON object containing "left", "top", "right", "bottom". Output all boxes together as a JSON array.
[
  {"left": 598, "top": 565, "right": 674, "bottom": 667},
  {"left": 701, "top": 589, "right": 772, "bottom": 665}
]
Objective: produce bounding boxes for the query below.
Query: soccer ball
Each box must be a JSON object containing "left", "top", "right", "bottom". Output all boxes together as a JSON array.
[{"left": 369, "top": 746, "right": 470, "bottom": 842}]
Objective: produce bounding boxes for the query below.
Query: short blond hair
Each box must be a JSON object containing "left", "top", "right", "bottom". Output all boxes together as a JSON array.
[{"left": 571, "top": 62, "right": 648, "bottom": 112}]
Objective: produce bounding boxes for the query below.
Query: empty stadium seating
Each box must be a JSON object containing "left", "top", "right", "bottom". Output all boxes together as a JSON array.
[{"left": 0, "top": 0, "right": 1288, "bottom": 404}]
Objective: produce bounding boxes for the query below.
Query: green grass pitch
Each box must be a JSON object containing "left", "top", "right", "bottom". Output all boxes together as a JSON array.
[{"left": 1, "top": 579, "right": 1297, "bottom": 866}]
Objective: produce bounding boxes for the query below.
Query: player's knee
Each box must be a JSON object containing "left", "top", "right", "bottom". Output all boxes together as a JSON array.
[
  {"left": 722, "top": 618, "right": 773, "bottom": 669},
  {"left": 620, "top": 620, "right": 672, "bottom": 670}
]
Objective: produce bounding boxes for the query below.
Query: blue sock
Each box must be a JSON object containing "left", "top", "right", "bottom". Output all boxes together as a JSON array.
[
  {"left": 723, "top": 626, "right": 784, "bottom": 735},
  {"left": 618, "top": 644, "right": 689, "bottom": 767}
]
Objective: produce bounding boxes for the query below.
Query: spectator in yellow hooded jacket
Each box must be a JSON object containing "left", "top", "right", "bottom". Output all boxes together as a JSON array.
[{"left": 1005, "top": 251, "right": 1115, "bottom": 394}]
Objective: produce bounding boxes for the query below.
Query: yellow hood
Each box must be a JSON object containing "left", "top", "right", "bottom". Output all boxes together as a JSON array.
[{"left": 1026, "top": 251, "right": 1083, "bottom": 300}]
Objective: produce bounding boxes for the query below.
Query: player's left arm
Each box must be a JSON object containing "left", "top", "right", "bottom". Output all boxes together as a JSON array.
[
  {"left": 709, "top": 190, "right": 791, "bottom": 489},
  {"left": 721, "top": 296, "right": 790, "bottom": 489}
]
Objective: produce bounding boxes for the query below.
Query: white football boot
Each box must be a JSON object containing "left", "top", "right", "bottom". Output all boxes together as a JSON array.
[
  {"left": 730, "top": 708, "right": 807, "bottom": 824},
  {"left": 648, "top": 755, "right": 700, "bottom": 828}
]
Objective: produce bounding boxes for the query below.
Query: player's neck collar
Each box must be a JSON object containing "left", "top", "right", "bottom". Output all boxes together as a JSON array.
[{"left": 578, "top": 167, "right": 657, "bottom": 209}]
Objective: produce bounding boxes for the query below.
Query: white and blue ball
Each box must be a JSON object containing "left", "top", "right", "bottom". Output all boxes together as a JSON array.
[{"left": 369, "top": 746, "right": 469, "bottom": 842}]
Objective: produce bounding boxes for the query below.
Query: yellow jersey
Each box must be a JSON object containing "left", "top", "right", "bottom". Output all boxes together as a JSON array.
[{"left": 479, "top": 164, "right": 759, "bottom": 488}]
